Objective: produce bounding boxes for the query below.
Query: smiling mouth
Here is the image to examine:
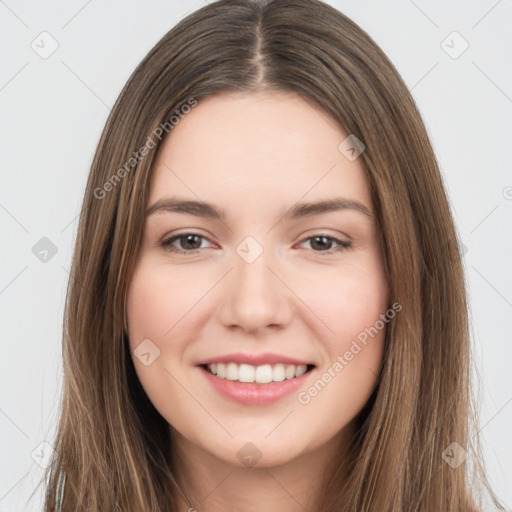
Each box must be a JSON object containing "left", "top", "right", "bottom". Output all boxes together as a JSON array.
[{"left": 200, "top": 362, "right": 315, "bottom": 385}]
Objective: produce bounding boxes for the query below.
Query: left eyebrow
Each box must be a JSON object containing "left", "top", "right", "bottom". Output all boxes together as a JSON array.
[{"left": 282, "top": 197, "right": 374, "bottom": 220}]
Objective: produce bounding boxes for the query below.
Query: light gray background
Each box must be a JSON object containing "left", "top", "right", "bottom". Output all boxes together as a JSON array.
[{"left": 1, "top": 0, "right": 511, "bottom": 510}]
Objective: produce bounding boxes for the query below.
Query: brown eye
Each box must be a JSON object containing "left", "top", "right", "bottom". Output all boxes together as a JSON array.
[
  {"left": 161, "top": 233, "right": 212, "bottom": 253},
  {"left": 310, "top": 236, "right": 333, "bottom": 251},
  {"left": 300, "top": 235, "right": 352, "bottom": 254}
]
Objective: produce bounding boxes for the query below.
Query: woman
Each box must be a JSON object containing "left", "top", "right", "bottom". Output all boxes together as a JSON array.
[{"left": 42, "top": 0, "right": 506, "bottom": 510}]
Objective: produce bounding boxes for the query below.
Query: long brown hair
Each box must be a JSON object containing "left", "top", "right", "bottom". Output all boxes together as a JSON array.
[{"left": 42, "top": 0, "right": 506, "bottom": 510}]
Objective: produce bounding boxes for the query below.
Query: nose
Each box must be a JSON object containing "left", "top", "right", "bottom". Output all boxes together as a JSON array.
[{"left": 216, "top": 246, "right": 292, "bottom": 334}]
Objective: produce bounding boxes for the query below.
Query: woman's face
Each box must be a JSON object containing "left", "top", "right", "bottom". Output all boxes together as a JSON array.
[{"left": 127, "top": 91, "right": 389, "bottom": 468}]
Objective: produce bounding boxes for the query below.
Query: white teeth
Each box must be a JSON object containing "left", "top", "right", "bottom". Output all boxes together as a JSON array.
[
  {"left": 206, "top": 362, "right": 310, "bottom": 383},
  {"left": 255, "top": 364, "right": 273, "bottom": 383},
  {"left": 285, "top": 365, "right": 295, "bottom": 379},
  {"left": 217, "top": 363, "right": 226, "bottom": 378},
  {"left": 238, "top": 363, "right": 255, "bottom": 382},
  {"left": 226, "top": 362, "right": 238, "bottom": 380},
  {"left": 272, "top": 364, "right": 285, "bottom": 382},
  {"left": 295, "top": 365, "right": 307, "bottom": 377}
]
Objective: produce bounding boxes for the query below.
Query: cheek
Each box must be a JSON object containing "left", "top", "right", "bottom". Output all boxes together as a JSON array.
[
  {"left": 298, "top": 257, "right": 388, "bottom": 395},
  {"left": 295, "top": 263, "right": 389, "bottom": 425},
  {"left": 125, "top": 262, "right": 195, "bottom": 390},
  {"left": 126, "top": 261, "right": 208, "bottom": 347},
  {"left": 126, "top": 262, "right": 201, "bottom": 423},
  {"left": 301, "top": 257, "right": 389, "bottom": 345}
]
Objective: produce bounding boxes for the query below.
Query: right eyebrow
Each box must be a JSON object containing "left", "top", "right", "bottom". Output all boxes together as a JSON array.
[{"left": 146, "top": 198, "right": 226, "bottom": 219}]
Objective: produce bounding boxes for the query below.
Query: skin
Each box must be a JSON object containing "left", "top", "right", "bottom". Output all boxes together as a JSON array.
[{"left": 126, "top": 91, "right": 390, "bottom": 511}]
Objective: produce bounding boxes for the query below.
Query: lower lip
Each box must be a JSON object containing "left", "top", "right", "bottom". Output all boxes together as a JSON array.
[{"left": 198, "top": 366, "right": 314, "bottom": 406}]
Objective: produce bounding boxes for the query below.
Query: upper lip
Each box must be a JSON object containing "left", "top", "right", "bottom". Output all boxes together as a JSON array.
[{"left": 197, "top": 352, "right": 314, "bottom": 367}]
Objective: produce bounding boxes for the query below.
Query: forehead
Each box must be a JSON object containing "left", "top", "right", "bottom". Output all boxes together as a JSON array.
[{"left": 148, "top": 91, "right": 372, "bottom": 214}]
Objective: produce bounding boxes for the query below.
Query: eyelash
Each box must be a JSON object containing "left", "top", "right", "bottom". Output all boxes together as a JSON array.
[{"left": 160, "top": 232, "right": 352, "bottom": 256}]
